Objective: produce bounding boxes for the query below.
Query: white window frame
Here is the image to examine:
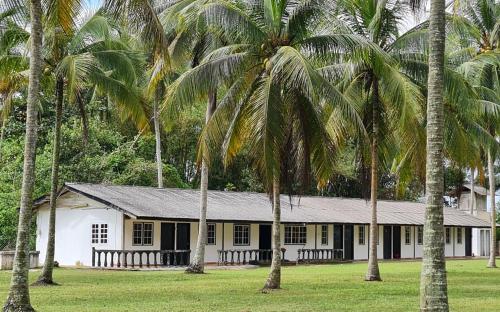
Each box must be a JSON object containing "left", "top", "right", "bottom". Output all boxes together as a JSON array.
[
  {"left": 233, "top": 224, "right": 250, "bottom": 246},
  {"left": 405, "top": 226, "right": 411, "bottom": 245},
  {"left": 284, "top": 225, "right": 307, "bottom": 245},
  {"left": 132, "top": 222, "right": 154, "bottom": 246},
  {"left": 321, "top": 225, "right": 328, "bottom": 245},
  {"left": 207, "top": 223, "right": 216, "bottom": 245},
  {"left": 358, "top": 225, "right": 365, "bottom": 245},
  {"left": 91, "top": 224, "right": 99, "bottom": 244},
  {"left": 100, "top": 224, "right": 108, "bottom": 244}
]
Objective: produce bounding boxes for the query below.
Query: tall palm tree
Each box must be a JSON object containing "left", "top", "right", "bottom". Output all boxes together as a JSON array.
[
  {"left": 164, "top": 0, "right": 367, "bottom": 289},
  {"left": 36, "top": 11, "right": 146, "bottom": 285},
  {"left": 451, "top": 0, "right": 499, "bottom": 268},
  {"left": 332, "top": 0, "right": 424, "bottom": 281},
  {"left": 2, "top": 0, "right": 43, "bottom": 310},
  {"left": 420, "top": 0, "right": 449, "bottom": 309}
]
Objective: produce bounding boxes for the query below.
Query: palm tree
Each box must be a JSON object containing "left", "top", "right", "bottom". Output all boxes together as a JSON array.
[
  {"left": 420, "top": 0, "right": 449, "bottom": 309},
  {"left": 2, "top": 0, "right": 43, "bottom": 310},
  {"left": 332, "top": 0, "right": 424, "bottom": 281},
  {"left": 35, "top": 11, "right": 146, "bottom": 285},
  {"left": 164, "top": 0, "right": 367, "bottom": 289},
  {"left": 451, "top": 0, "right": 499, "bottom": 268}
]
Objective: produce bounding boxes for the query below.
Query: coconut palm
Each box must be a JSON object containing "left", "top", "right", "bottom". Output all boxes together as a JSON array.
[
  {"left": 163, "top": 0, "right": 370, "bottom": 289},
  {"left": 451, "top": 0, "right": 500, "bottom": 268},
  {"left": 331, "top": 0, "right": 425, "bottom": 281},
  {"left": 420, "top": 0, "right": 449, "bottom": 309},
  {"left": 35, "top": 10, "right": 146, "bottom": 285},
  {"left": 2, "top": 0, "right": 43, "bottom": 310}
]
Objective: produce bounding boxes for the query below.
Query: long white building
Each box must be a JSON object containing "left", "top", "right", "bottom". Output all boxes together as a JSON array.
[{"left": 34, "top": 183, "right": 491, "bottom": 268}]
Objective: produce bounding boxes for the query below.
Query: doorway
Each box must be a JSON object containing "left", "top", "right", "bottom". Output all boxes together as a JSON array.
[
  {"left": 334, "top": 224, "right": 343, "bottom": 259},
  {"left": 176, "top": 223, "right": 191, "bottom": 265},
  {"left": 160, "top": 223, "right": 175, "bottom": 265},
  {"left": 344, "top": 225, "right": 354, "bottom": 260},
  {"left": 392, "top": 226, "right": 401, "bottom": 259},
  {"left": 259, "top": 224, "right": 272, "bottom": 261},
  {"left": 465, "top": 228, "right": 472, "bottom": 256},
  {"left": 383, "top": 226, "right": 392, "bottom": 259},
  {"left": 160, "top": 223, "right": 191, "bottom": 265}
]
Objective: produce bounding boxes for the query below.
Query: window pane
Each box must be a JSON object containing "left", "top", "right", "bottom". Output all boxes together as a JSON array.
[
  {"left": 358, "top": 226, "right": 365, "bottom": 245},
  {"left": 92, "top": 224, "right": 99, "bottom": 244},
  {"left": 284, "top": 225, "right": 307, "bottom": 245},
  {"left": 445, "top": 228, "right": 451, "bottom": 244},
  {"left": 321, "top": 225, "right": 328, "bottom": 245},
  {"left": 405, "top": 226, "right": 411, "bottom": 245},
  {"left": 207, "top": 223, "right": 216, "bottom": 245},
  {"left": 457, "top": 228, "right": 462, "bottom": 244},
  {"left": 418, "top": 227, "right": 423, "bottom": 245},
  {"left": 100, "top": 224, "right": 108, "bottom": 244},
  {"left": 234, "top": 225, "right": 249, "bottom": 246},
  {"left": 143, "top": 223, "right": 153, "bottom": 245},
  {"left": 133, "top": 223, "right": 143, "bottom": 245}
]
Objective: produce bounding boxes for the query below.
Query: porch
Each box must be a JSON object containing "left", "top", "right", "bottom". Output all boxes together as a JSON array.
[{"left": 92, "top": 248, "right": 191, "bottom": 268}]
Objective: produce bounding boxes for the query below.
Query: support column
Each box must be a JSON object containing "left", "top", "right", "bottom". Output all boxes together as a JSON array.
[{"left": 314, "top": 224, "right": 317, "bottom": 249}]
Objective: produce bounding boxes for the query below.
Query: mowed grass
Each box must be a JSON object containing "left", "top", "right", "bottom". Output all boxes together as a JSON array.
[{"left": 1, "top": 259, "right": 500, "bottom": 311}]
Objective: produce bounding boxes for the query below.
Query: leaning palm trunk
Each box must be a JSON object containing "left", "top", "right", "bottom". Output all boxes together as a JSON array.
[
  {"left": 487, "top": 147, "right": 496, "bottom": 268},
  {"left": 3, "top": 0, "right": 43, "bottom": 310},
  {"left": 263, "top": 175, "right": 281, "bottom": 290},
  {"left": 34, "top": 77, "right": 64, "bottom": 286},
  {"left": 186, "top": 91, "right": 216, "bottom": 274},
  {"left": 419, "top": 0, "right": 449, "bottom": 310},
  {"left": 366, "top": 79, "right": 381, "bottom": 281},
  {"left": 153, "top": 92, "right": 163, "bottom": 188}
]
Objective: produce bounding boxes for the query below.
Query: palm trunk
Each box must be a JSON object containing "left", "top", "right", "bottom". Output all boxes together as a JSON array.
[
  {"left": 2, "top": 0, "right": 43, "bottom": 310},
  {"left": 487, "top": 147, "right": 496, "bottom": 268},
  {"left": 470, "top": 169, "right": 475, "bottom": 214},
  {"left": 186, "top": 91, "right": 216, "bottom": 274},
  {"left": 366, "top": 79, "right": 381, "bottom": 281},
  {"left": 77, "top": 94, "right": 89, "bottom": 148},
  {"left": 419, "top": 0, "right": 449, "bottom": 310},
  {"left": 153, "top": 90, "right": 163, "bottom": 188},
  {"left": 0, "top": 116, "right": 5, "bottom": 162},
  {"left": 263, "top": 175, "right": 281, "bottom": 290},
  {"left": 34, "top": 77, "right": 64, "bottom": 286}
]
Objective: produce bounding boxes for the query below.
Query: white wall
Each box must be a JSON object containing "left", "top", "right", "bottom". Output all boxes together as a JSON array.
[{"left": 36, "top": 192, "right": 123, "bottom": 266}]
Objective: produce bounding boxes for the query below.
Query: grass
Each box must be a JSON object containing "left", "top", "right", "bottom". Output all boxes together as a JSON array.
[{"left": 1, "top": 259, "right": 500, "bottom": 311}]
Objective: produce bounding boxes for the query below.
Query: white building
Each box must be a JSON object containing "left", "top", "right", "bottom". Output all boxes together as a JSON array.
[{"left": 34, "top": 183, "right": 490, "bottom": 268}]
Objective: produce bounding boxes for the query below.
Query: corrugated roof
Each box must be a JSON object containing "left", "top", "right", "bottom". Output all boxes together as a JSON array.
[{"left": 60, "top": 183, "right": 490, "bottom": 228}]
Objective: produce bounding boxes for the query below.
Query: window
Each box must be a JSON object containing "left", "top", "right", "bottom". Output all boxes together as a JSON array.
[
  {"left": 92, "top": 224, "right": 108, "bottom": 244},
  {"left": 417, "top": 227, "right": 423, "bottom": 245},
  {"left": 321, "top": 225, "right": 328, "bottom": 245},
  {"left": 207, "top": 223, "right": 216, "bottom": 245},
  {"left": 445, "top": 227, "right": 451, "bottom": 244},
  {"left": 285, "top": 225, "right": 307, "bottom": 245},
  {"left": 457, "top": 227, "right": 462, "bottom": 244},
  {"left": 133, "top": 222, "right": 154, "bottom": 246},
  {"left": 92, "top": 224, "right": 99, "bottom": 243},
  {"left": 358, "top": 225, "right": 365, "bottom": 245},
  {"left": 405, "top": 226, "right": 411, "bottom": 245},
  {"left": 100, "top": 224, "right": 108, "bottom": 243},
  {"left": 233, "top": 224, "right": 250, "bottom": 246}
]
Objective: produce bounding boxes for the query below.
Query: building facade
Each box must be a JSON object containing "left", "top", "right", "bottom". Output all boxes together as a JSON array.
[{"left": 35, "top": 183, "right": 489, "bottom": 268}]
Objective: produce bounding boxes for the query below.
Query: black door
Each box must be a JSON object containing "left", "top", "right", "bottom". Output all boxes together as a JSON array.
[
  {"left": 259, "top": 224, "right": 272, "bottom": 261},
  {"left": 344, "top": 225, "right": 354, "bottom": 260},
  {"left": 465, "top": 228, "right": 472, "bottom": 256},
  {"left": 161, "top": 223, "right": 175, "bottom": 265},
  {"left": 392, "top": 226, "right": 401, "bottom": 259},
  {"left": 176, "top": 223, "right": 190, "bottom": 265},
  {"left": 383, "top": 226, "right": 392, "bottom": 259},
  {"left": 334, "top": 224, "right": 343, "bottom": 259}
]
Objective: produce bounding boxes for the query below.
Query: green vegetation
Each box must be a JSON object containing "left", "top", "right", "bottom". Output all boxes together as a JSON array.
[{"left": 0, "top": 259, "right": 498, "bottom": 311}]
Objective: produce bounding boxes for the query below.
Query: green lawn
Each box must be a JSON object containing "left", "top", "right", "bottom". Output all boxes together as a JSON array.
[{"left": 1, "top": 259, "right": 499, "bottom": 311}]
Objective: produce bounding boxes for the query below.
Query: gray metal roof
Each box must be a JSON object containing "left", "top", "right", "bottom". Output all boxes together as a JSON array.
[
  {"left": 61, "top": 183, "right": 490, "bottom": 227},
  {"left": 463, "top": 184, "right": 488, "bottom": 196}
]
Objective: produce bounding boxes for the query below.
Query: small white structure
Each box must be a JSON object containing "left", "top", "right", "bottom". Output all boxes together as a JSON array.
[
  {"left": 457, "top": 184, "right": 494, "bottom": 257},
  {"left": 34, "top": 183, "right": 490, "bottom": 268}
]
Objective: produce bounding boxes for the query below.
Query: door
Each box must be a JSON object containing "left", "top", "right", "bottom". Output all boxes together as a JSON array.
[
  {"left": 392, "top": 226, "right": 401, "bottom": 259},
  {"left": 334, "top": 224, "right": 343, "bottom": 259},
  {"left": 259, "top": 224, "right": 272, "bottom": 261},
  {"left": 383, "top": 226, "right": 392, "bottom": 259},
  {"left": 176, "top": 223, "right": 191, "bottom": 265},
  {"left": 465, "top": 228, "right": 472, "bottom": 256},
  {"left": 161, "top": 223, "right": 175, "bottom": 265},
  {"left": 344, "top": 225, "right": 354, "bottom": 260}
]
